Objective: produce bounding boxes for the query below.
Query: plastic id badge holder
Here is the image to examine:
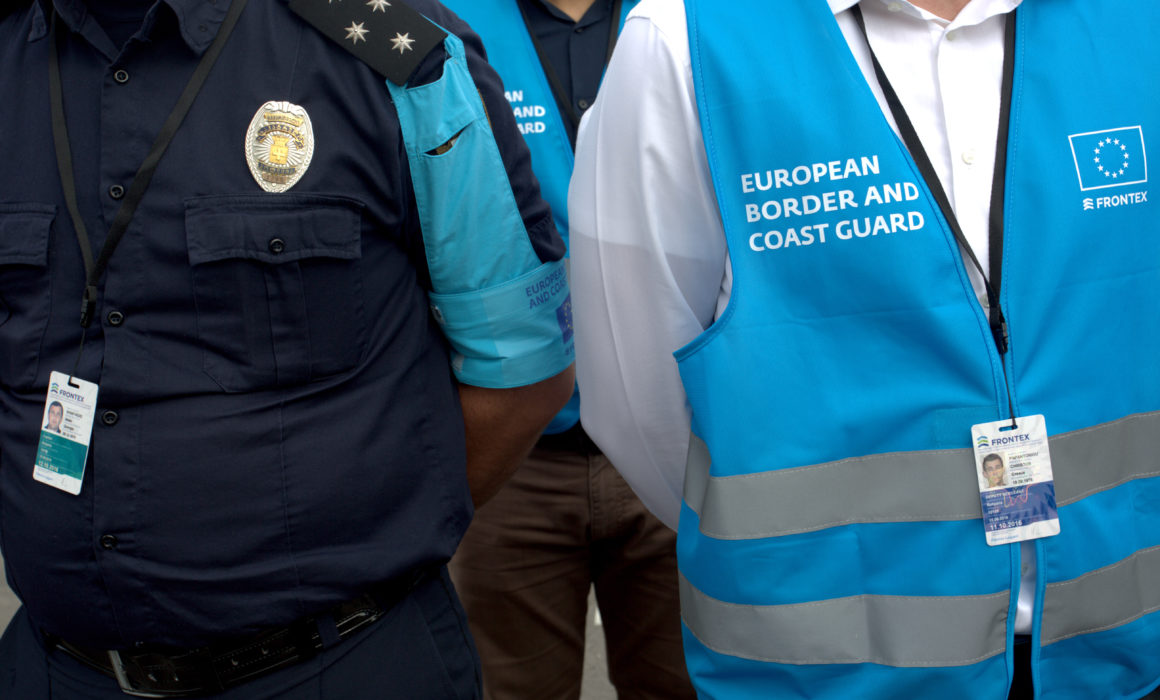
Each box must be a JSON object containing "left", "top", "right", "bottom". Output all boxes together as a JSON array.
[
  {"left": 34, "top": 371, "right": 99, "bottom": 496},
  {"left": 972, "top": 414, "right": 1060, "bottom": 546}
]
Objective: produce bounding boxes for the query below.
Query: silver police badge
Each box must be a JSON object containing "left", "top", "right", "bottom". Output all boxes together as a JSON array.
[{"left": 245, "top": 101, "right": 315, "bottom": 193}]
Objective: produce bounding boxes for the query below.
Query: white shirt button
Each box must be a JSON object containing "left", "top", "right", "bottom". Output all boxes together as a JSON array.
[
  {"left": 961, "top": 149, "right": 977, "bottom": 165},
  {"left": 887, "top": 1, "right": 904, "bottom": 11},
  {"left": 946, "top": 29, "right": 959, "bottom": 41}
]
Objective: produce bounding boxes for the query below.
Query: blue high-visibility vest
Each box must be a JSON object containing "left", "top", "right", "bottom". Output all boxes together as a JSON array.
[{"left": 678, "top": 2, "right": 1160, "bottom": 698}]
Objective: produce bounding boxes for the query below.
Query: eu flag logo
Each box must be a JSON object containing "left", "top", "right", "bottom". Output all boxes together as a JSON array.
[
  {"left": 556, "top": 295, "right": 574, "bottom": 344},
  {"left": 1069, "top": 126, "right": 1148, "bottom": 191}
]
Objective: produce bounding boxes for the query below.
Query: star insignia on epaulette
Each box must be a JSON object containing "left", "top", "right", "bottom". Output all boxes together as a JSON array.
[
  {"left": 288, "top": 0, "right": 448, "bottom": 84},
  {"left": 345, "top": 21, "right": 369, "bottom": 44},
  {"left": 391, "top": 32, "right": 415, "bottom": 54}
]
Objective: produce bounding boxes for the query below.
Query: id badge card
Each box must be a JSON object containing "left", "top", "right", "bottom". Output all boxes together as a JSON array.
[
  {"left": 33, "top": 371, "right": 99, "bottom": 496},
  {"left": 972, "top": 414, "right": 1060, "bottom": 546}
]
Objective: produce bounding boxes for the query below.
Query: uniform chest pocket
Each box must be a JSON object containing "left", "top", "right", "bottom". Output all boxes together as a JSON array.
[
  {"left": 0, "top": 203, "right": 55, "bottom": 390},
  {"left": 185, "top": 194, "right": 367, "bottom": 392}
]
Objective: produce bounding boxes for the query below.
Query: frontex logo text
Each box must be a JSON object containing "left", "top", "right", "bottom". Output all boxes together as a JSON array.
[
  {"left": 51, "top": 386, "right": 87, "bottom": 403},
  {"left": 1082, "top": 191, "right": 1148, "bottom": 211}
]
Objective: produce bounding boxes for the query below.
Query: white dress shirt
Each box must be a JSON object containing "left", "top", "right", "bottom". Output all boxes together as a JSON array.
[{"left": 569, "top": 0, "right": 1036, "bottom": 631}]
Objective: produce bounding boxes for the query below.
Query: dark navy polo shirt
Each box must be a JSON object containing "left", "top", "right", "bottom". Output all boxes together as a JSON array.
[
  {"left": 0, "top": 0, "right": 561, "bottom": 649},
  {"left": 522, "top": 0, "right": 615, "bottom": 144}
]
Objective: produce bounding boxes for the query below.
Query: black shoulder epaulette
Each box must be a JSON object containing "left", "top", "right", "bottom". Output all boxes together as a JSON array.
[{"left": 289, "top": 0, "right": 447, "bottom": 86}]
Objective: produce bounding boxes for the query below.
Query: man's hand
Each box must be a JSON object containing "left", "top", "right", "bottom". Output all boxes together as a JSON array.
[{"left": 459, "top": 364, "right": 575, "bottom": 507}]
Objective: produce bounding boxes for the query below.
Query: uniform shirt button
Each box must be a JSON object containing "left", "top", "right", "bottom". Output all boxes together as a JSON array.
[
  {"left": 961, "top": 149, "right": 977, "bottom": 165},
  {"left": 578, "top": 99, "right": 590, "bottom": 110},
  {"left": 107, "top": 310, "right": 125, "bottom": 326},
  {"left": 887, "top": 1, "right": 903, "bottom": 10},
  {"left": 108, "top": 184, "right": 125, "bottom": 200},
  {"left": 101, "top": 410, "right": 119, "bottom": 426},
  {"left": 946, "top": 29, "right": 959, "bottom": 41},
  {"left": 100, "top": 534, "right": 118, "bottom": 550},
  {"left": 268, "top": 238, "right": 286, "bottom": 254},
  {"left": 113, "top": 69, "right": 130, "bottom": 84},
  {"left": 574, "top": 26, "right": 585, "bottom": 34}
]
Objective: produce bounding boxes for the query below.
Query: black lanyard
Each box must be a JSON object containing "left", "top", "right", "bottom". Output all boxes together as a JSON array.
[
  {"left": 853, "top": 5, "right": 1019, "bottom": 424},
  {"left": 853, "top": 5, "right": 1016, "bottom": 354},
  {"left": 514, "top": 0, "right": 624, "bottom": 134},
  {"left": 48, "top": 0, "right": 248, "bottom": 340}
]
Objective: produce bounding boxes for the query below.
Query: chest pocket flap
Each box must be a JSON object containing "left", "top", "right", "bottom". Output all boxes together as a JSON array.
[
  {"left": 185, "top": 194, "right": 366, "bottom": 392},
  {"left": 0, "top": 203, "right": 56, "bottom": 389}
]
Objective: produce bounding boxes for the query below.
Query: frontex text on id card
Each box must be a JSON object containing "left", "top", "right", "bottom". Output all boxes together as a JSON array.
[
  {"left": 33, "top": 371, "right": 99, "bottom": 496},
  {"left": 972, "top": 414, "right": 1060, "bottom": 546}
]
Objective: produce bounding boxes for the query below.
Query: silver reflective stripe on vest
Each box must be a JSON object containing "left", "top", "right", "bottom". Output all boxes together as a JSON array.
[
  {"left": 679, "top": 574, "right": 1008, "bottom": 667},
  {"left": 1053, "top": 412, "right": 1160, "bottom": 507},
  {"left": 1042, "top": 544, "right": 1160, "bottom": 646},
  {"left": 684, "top": 433, "right": 978, "bottom": 540},
  {"left": 686, "top": 410, "right": 1160, "bottom": 540}
]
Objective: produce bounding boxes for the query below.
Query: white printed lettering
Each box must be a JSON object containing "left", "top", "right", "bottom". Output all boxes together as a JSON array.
[{"left": 740, "top": 155, "right": 882, "bottom": 191}]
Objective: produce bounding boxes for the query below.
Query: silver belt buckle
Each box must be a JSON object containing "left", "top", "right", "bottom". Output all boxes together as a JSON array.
[{"left": 107, "top": 650, "right": 170, "bottom": 699}]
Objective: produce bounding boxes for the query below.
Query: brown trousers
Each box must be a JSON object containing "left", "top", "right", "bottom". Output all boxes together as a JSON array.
[{"left": 450, "top": 446, "right": 695, "bottom": 700}]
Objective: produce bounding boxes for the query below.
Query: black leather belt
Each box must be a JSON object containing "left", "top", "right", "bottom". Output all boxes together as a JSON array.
[
  {"left": 48, "top": 573, "right": 424, "bottom": 698},
  {"left": 535, "top": 422, "right": 602, "bottom": 455}
]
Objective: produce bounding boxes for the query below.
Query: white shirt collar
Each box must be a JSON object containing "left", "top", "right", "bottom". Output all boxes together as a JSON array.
[{"left": 827, "top": 0, "right": 1022, "bottom": 24}]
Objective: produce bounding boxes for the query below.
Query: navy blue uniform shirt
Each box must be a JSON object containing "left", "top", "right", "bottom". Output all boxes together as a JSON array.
[
  {"left": 84, "top": 0, "right": 153, "bottom": 48},
  {"left": 522, "top": 0, "right": 614, "bottom": 144},
  {"left": 0, "top": 0, "right": 561, "bottom": 649}
]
